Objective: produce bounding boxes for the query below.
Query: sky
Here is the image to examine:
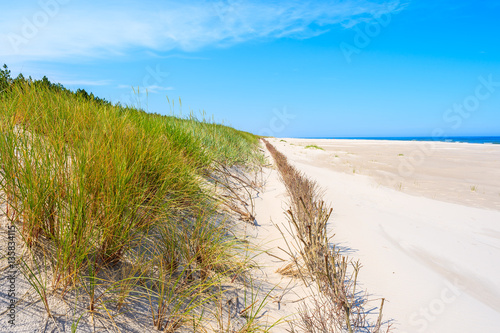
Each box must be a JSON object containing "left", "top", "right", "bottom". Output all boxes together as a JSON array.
[{"left": 1, "top": 0, "right": 499, "bottom": 138}]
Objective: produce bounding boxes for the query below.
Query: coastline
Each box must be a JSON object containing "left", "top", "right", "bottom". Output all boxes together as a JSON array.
[
  {"left": 274, "top": 138, "right": 500, "bottom": 211},
  {"left": 294, "top": 137, "right": 500, "bottom": 145},
  {"left": 267, "top": 137, "right": 500, "bottom": 332}
]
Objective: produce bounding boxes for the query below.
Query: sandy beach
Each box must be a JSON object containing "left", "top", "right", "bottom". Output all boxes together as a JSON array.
[
  {"left": 263, "top": 138, "right": 500, "bottom": 332},
  {"left": 278, "top": 138, "right": 500, "bottom": 211},
  {"left": 2, "top": 135, "right": 499, "bottom": 332},
  {"left": 3, "top": 1, "right": 499, "bottom": 331}
]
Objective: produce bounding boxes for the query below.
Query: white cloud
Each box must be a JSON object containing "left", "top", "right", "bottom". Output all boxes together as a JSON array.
[{"left": 0, "top": 0, "right": 405, "bottom": 62}]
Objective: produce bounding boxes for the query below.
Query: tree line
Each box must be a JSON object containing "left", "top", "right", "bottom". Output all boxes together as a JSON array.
[{"left": 0, "top": 64, "right": 111, "bottom": 106}]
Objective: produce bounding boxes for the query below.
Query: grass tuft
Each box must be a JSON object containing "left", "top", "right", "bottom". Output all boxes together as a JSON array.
[{"left": 305, "top": 144, "right": 324, "bottom": 150}]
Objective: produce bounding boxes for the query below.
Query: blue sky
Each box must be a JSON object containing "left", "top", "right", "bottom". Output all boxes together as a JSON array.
[{"left": 1, "top": 0, "right": 499, "bottom": 137}]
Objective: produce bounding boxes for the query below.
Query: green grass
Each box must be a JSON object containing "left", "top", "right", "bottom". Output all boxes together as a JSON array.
[
  {"left": 304, "top": 144, "right": 324, "bottom": 150},
  {"left": 0, "top": 68, "right": 265, "bottom": 331}
]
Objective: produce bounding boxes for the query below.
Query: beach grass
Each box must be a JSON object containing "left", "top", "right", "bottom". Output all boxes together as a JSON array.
[
  {"left": 0, "top": 68, "right": 264, "bottom": 330},
  {"left": 304, "top": 144, "right": 324, "bottom": 150}
]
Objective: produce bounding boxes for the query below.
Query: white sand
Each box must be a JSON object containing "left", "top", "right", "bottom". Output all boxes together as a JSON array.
[
  {"left": 240, "top": 146, "right": 315, "bottom": 332},
  {"left": 2, "top": 138, "right": 499, "bottom": 332},
  {"left": 266, "top": 138, "right": 500, "bottom": 332}
]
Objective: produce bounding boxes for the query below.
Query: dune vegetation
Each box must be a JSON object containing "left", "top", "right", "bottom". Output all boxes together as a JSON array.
[
  {"left": 263, "top": 139, "right": 390, "bottom": 333},
  {"left": 0, "top": 65, "right": 268, "bottom": 331}
]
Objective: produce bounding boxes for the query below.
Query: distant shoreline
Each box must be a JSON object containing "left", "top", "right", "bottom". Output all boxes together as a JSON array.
[
  {"left": 268, "top": 137, "right": 500, "bottom": 332},
  {"left": 274, "top": 137, "right": 500, "bottom": 211},
  {"left": 291, "top": 136, "right": 500, "bottom": 144}
]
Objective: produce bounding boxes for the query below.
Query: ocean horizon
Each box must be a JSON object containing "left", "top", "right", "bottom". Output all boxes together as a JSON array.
[{"left": 297, "top": 136, "right": 500, "bottom": 144}]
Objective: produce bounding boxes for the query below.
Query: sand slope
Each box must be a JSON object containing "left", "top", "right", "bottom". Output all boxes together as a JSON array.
[{"left": 0, "top": 146, "right": 314, "bottom": 332}]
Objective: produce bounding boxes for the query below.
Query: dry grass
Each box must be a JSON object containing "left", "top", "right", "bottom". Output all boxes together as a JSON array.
[{"left": 263, "top": 139, "right": 392, "bottom": 333}]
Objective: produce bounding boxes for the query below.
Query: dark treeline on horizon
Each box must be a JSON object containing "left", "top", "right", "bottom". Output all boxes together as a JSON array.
[{"left": 0, "top": 64, "right": 112, "bottom": 106}]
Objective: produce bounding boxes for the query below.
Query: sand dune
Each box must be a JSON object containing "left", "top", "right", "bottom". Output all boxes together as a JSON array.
[{"left": 2, "top": 137, "right": 498, "bottom": 332}]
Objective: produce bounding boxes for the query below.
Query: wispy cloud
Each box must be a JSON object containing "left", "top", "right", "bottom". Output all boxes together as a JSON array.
[
  {"left": 144, "top": 51, "right": 210, "bottom": 60},
  {"left": 0, "top": 0, "right": 405, "bottom": 62}
]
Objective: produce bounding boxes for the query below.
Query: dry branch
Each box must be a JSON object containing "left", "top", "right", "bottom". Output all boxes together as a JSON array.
[{"left": 263, "top": 139, "right": 391, "bottom": 333}]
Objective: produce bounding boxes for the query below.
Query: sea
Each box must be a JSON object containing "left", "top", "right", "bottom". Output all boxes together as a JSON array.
[{"left": 301, "top": 136, "right": 500, "bottom": 144}]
